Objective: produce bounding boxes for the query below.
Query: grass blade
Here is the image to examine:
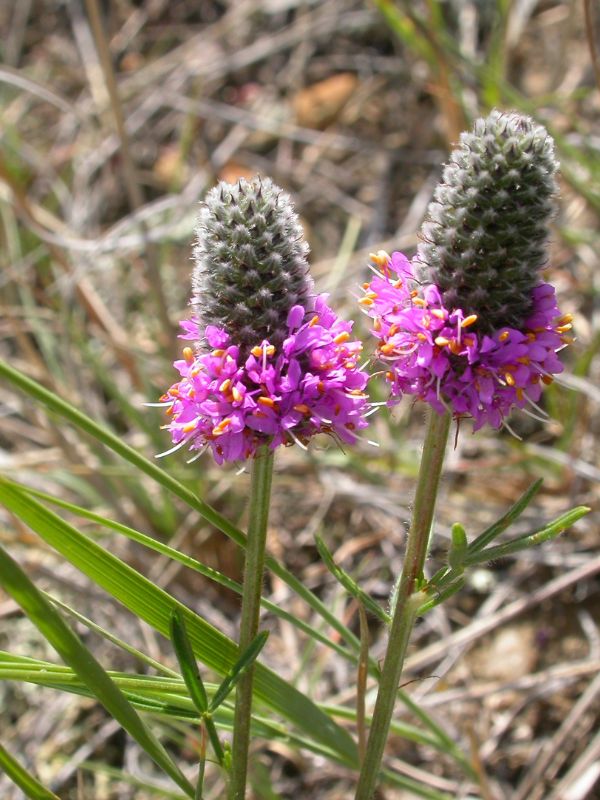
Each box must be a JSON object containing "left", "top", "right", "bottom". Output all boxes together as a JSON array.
[
  {"left": 13, "top": 481, "right": 355, "bottom": 664},
  {"left": 0, "top": 476, "right": 357, "bottom": 766},
  {"left": 0, "top": 543, "right": 195, "bottom": 798},
  {"left": 0, "top": 357, "right": 361, "bottom": 657},
  {"left": 0, "top": 742, "right": 60, "bottom": 800},
  {"left": 315, "top": 534, "right": 390, "bottom": 624}
]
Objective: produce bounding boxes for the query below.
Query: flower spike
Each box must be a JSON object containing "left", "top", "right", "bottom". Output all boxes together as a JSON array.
[
  {"left": 361, "top": 112, "right": 569, "bottom": 431},
  {"left": 160, "top": 177, "right": 369, "bottom": 463}
]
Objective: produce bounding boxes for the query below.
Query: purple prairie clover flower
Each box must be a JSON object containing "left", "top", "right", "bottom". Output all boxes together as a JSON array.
[
  {"left": 159, "top": 296, "right": 369, "bottom": 464},
  {"left": 360, "top": 251, "right": 571, "bottom": 431},
  {"left": 157, "top": 177, "right": 370, "bottom": 464}
]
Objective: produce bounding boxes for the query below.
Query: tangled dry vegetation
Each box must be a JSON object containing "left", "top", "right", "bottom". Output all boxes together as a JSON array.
[{"left": 0, "top": 1, "right": 599, "bottom": 798}]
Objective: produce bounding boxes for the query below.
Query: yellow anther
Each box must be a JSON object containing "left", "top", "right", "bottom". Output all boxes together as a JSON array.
[
  {"left": 558, "top": 313, "right": 573, "bottom": 325},
  {"left": 293, "top": 404, "right": 311, "bottom": 414},
  {"left": 358, "top": 297, "right": 374, "bottom": 307},
  {"left": 516, "top": 388, "right": 524, "bottom": 401},
  {"left": 556, "top": 323, "right": 572, "bottom": 333},
  {"left": 251, "top": 345, "right": 263, "bottom": 357},
  {"left": 232, "top": 386, "right": 243, "bottom": 403},
  {"left": 265, "top": 345, "right": 276, "bottom": 357},
  {"left": 380, "top": 343, "right": 396, "bottom": 355},
  {"left": 434, "top": 336, "right": 450, "bottom": 347},
  {"left": 309, "top": 314, "right": 320, "bottom": 326},
  {"left": 182, "top": 421, "right": 198, "bottom": 433},
  {"left": 373, "top": 317, "right": 382, "bottom": 332},
  {"left": 369, "top": 250, "right": 390, "bottom": 268},
  {"left": 212, "top": 418, "right": 232, "bottom": 436},
  {"left": 449, "top": 340, "right": 462, "bottom": 354},
  {"left": 504, "top": 373, "right": 516, "bottom": 386},
  {"left": 499, "top": 331, "right": 510, "bottom": 341},
  {"left": 417, "top": 332, "right": 428, "bottom": 342},
  {"left": 431, "top": 309, "right": 446, "bottom": 320},
  {"left": 219, "top": 378, "right": 232, "bottom": 394},
  {"left": 334, "top": 331, "right": 351, "bottom": 345},
  {"left": 460, "top": 314, "right": 478, "bottom": 328},
  {"left": 412, "top": 297, "right": 426, "bottom": 307},
  {"left": 212, "top": 349, "right": 225, "bottom": 357},
  {"left": 385, "top": 371, "right": 394, "bottom": 381},
  {"left": 182, "top": 347, "right": 195, "bottom": 363},
  {"left": 258, "top": 396, "right": 276, "bottom": 408}
]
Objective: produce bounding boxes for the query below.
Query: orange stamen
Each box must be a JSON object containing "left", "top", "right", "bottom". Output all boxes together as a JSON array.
[
  {"left": 212, "top": 418, "right": 232, "bottom": 436},
  {"left": 460, "top": 314, "right": 478, "bottom": 328},
  {"left": 334, "top": 331, "right": 351, "bottom": 345},
  {"left": 258, "top": 396, "right": 276, "bottom": 408},
  {"left": 182, "top": 347, "right": 195, "bottom": 363}
]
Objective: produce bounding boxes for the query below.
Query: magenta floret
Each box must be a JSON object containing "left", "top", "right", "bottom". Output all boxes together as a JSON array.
[
  {"left": 160, "top": 296, "right": 369, "bottom": 463},
  {"left": 361, "top": 252, "right": 570, "bottom": 431}
]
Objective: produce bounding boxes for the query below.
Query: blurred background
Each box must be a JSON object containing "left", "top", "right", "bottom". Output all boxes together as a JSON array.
[{"left": 0, "top": 1, "right": 599, "bottom": 798}]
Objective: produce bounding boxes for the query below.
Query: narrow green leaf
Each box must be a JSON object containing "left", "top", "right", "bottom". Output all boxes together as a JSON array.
[
  {"left": 467, "top": 479, "right": 543, "bottom": 553},
  {"left": 0, "top": 357, "right": 361, "bottom": 657},
  {"left": 416, "top": 577, "right": 465, "bottom": 615},
  {"left": 464, "top": 506, "right": 590, "bottom": 566},
  {"left": 315, "top": 534, "right": 390, "bottom": 624},
  {"left": 0, "top": 477, "right": 357, "bottom": 766},
  {"left": 170, "top": 610, "right": 209, "bottom": 714},
  {"left": 0, "top": 544, "right": 194, "bottom": 798},
  {"left": 447, "top": 523, "right": 467, "bottom": 569},
  {"left": 0, "top": 742, "right": 60, "bottom": 800},
  {"left": 210, "top": 631, "right": 269, "bottom": 712},
  {"left": 170, "top": 610, "right": 225, "bottom": 769}
]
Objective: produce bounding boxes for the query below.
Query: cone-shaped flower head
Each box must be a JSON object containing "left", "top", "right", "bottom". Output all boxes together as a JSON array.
[
  {"left": 360, "top": 112, "right": 571, "bottom": 431},
  {"left": 159, "top": 177, "right": 369, "bottom": 463},
  {"left": 416, "top": 110, "right": 558, "bottom": 333},
  {"left": 192, "top": 177, "right": 314, "bottom": 354}
]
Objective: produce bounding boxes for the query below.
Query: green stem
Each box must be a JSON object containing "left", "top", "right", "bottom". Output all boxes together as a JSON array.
[
  {"left": 354, "top": 410, "right": 451, "bottom": 800},
  {"left": 229, "top": 447, "right": 275, "bottom": 799}
]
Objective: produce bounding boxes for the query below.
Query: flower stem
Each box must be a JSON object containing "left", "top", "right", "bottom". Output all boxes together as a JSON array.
[
  {"left": 229, "top": 446, "right": 275, "bottom": 800},
  {"left": 354, "top": 409, "right": 451, "bottom": 800}
]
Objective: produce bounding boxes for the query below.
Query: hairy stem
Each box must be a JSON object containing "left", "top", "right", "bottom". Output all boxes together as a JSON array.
[
  {"left": 229, "top": 447, "right": 275, "bottom": 799},
  {"left": 354, "top": 410, "right": 451, "bottom": 799}
]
